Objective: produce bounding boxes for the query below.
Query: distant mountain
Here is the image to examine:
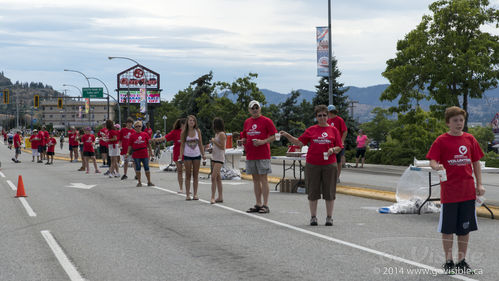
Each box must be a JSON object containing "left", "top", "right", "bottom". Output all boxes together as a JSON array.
[{"left": 256, "top": 85, "right": 499, "bottom": 124}]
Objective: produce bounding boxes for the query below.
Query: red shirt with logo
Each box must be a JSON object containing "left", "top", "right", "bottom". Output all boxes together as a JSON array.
[
  {"left": 119, "top": 127, "right": 135, "bottom": 155},
  {"left": 98, "top": 128, "right": 109, "bottom": 147},
  {"left": 426, "top": 132, "right": 484, "bottom": 203},
  {"left": 327, "top": 116, "right": 347, "bottom": 138},
  {"left": 145, "top": 128, "right": 153, "bottom": 138},
  {"left": 37, "top": 132, "right": 46, "bottom": 146},
  {"left": 69, "top": 131, "right": 79, "bottom": 146},
  {"left": 47, "top": 137, "right": 57, "bottom": 153},
  {"left": 298, "top": 125, "right": 343, "bottom": 165},
  {"left": 108, "top": 129, "right": 120, "bottom": 147},
  {"left": 14, "top": 133, "right": 21, "bottom": 148},
  {"left": 165, "top": 129, "right": 182, "bottom": 161},
  {"left": 42, "top": 130, "right": 49, "bottom": 146},
  {"left": 129, "top": 131, "right": 150, "bottom": 159},
  {"left": 30, "top": 134, "right": 39, "bottom": 149},
  {"left": 81, "top": 134, "right": 96, "bottom": 152},
  {"left": 242, "top": 115, "right": 277, "bottom": 160}
]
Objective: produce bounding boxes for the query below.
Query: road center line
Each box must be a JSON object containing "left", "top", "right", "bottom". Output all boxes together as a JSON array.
[
  {"left": 6, "top": 180, "right": 16, "bottom": 191},
  {"left": 0, "top": 171, "right": 5, "bottom": 178},
  {"left": 41, "top": 230, "right": 85, "bottom": 281},
  {"left": 150, "top": 185, "right": 477, "bottom": 281},
  {"left": 18, "top": 197, "right": 37, "bottom": 217}
]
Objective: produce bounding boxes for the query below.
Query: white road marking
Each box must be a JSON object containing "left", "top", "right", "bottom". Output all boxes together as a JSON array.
[
  {"left": 149, "top": 185, "right": 477, "bottom": 281},
  {"left": 198, "top": 181, "right": 246, "bottom": 186},
  {"left": 6, "top": 180, "right": 16, "bottom": 191},
  {"left": 0, "top": 171, "right": 5, "bottom": 178},
  {"left": 41, "top": 230, "right": 85, "bottom": 281},
  {"left": 66, "top": 183, "right": 96, "bottom": 189},
  {"left": 18, "top": 197, "right": 37, "bottom": 217}
]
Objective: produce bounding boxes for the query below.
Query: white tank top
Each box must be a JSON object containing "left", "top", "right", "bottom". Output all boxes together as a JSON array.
[
  {"left": 211, "top": 132, "right": 225, "bottom": 162},
  {"left": 184, "top": 130, "right": 201, "bottom": 157}
]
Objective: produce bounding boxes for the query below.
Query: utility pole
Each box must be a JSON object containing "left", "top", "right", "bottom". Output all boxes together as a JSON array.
[
  {"left": 348, "top": 100, "right": 359, "bottom": 120},
  {"left": 327, "top": 0, "right": 333, "bottom": 105}
]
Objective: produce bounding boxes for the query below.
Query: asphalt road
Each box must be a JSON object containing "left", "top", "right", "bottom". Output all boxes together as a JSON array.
[{"left": 1, "top": 144, "right": 498, "bottom": 281}]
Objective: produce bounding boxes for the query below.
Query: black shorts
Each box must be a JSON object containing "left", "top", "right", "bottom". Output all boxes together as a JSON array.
[
  {"left": 99, "top": 145, "right": 109, "bottom": 154},
  {"left": 212, "top": 160, "right": 224, "bottom": 165},
  {"left": 42, "top": 145, "right": 47, "bottom": 152},
  {"left": 336, "top": 148, "right": 345, "bottom": 163},
  {"left": 438, "top": 199, "right": 477, "bottom": 235},
  {"left": 356, "top": 148, "right": 366, "bottom": 158},
  {"left": 47, "top": 152, "right": 55, "bottom": 156},
  {"left": 38, "top": 146, "right": 43, "bottom": 153},
  {"left": 83, "top": 151, "right": 95, "bottom": 157}
]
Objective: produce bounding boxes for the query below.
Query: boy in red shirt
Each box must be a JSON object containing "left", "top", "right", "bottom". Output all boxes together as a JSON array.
[
  {"left": 327, "top": 105, "right": 347, "bottom": 182},
  {"left": 12, "top": 130, "right": 22, "bottom": 163},
  {"left": 46, "top": 132, "right": 57, "bottom": 165},
  {"left": 119, "top": 118, "right": 135, "bottom": 180},
  {"left": 81, "top": 127, "right": 100, "bottom": 174},
  {"left": 426, "top": 106, "right": 484, "bottom": 275},
  {"left": 68, "top": 126, "right": 79, "bottom": 163}
]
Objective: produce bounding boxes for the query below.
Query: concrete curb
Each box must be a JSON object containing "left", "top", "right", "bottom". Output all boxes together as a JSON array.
[{"left": 23, "top": 149, "right": 498, "bottom": 219}]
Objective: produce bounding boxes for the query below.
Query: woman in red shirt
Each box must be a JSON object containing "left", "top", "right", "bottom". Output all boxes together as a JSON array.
[
  {"left": 68, "top": 126, "right": 79, "bottom": 163},
  {"left": 153, "top": 118, "right": 186, "bottom": 193},
  {"left": 280, "top": 105, "right": 343, "bottom": 226},
  {"left": 81, "top": 127, "right": 100, "bottom": 174},
  {"left": 128, "top": 121, "right": 154, "bottom": 187},
  {"left": 46, "top": 132, "right": 57, "bottom": 165}
]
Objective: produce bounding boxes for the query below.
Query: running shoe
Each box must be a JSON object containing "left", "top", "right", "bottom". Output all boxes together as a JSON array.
[
  {"left": 114, "top": 173, "right": 120, "bottom": 178},
  {"left": 121, "top": 175, "right": 128, "bottom": 180},
  {"left": 310, "top": 216, "right": 318, "bottom": 226},
  {"left": 104, "top": 171, "right": 110, "bottom": 176},
  {"left": 455, "top": 259, "right": 474, "bottom": 274},
  {"left": 443, "top": 260, "right": 455, "bottom": 275},
  {"left": 325, "top": 216, "right": 333, "bottom": 226}
]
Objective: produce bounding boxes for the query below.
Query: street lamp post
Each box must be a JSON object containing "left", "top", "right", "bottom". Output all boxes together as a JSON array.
[
  {"left": 64, "top": 69, "right": 92, "bottom": 127},
  {"left": 327, "top": 0, "right": 333, "bottom": 106},
  {"left": 162, "top": 115, "right": 167, "bottom": 134},
  {"left": 108, "top": 56, "right": 148, "bottom": 122},
  {"left": 88, "top": 77, "right": 121, "bottom": 126}
]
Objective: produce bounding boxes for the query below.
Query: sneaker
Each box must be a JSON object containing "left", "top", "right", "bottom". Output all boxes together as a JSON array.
[
  {"left": 121, "top": 175, "right": 128, "bottom": 180},
  {"left": 310, "top": 216, "right": 318, "bottom": 226},
  {"left": 104, "top": 171, "right": 110, "bottom": 176},
  {"left": 95, "top": 170, "right": 101, "bottom": 173},
  {"left": 12, "top": 158, "right": 16, "bottom": 163},
  {"left": 37, "top": 160, "right": 43, "bottom": 163},
  {"left": 325, "top": 216, "right": 333, "bottom": 226},
  {"left": 114, "top": 173, "right": 120, "bottom": 178},
  {"left": 455, "top": 259, "right": 474, "bottom": 275},
  {"left": 45, "top": 162, "right": 50, "bottom": 165},
  {"left": 78, "top": 167, "right": 85, "bottom": 171},
  {"left": 443, "top": 260, "right": 455, "bottom": 275}
]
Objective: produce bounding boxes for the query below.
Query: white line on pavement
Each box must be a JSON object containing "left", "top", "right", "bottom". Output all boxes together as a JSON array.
[
  {"left": 149, "top": 185, "right": 477, "bottom": 281},
  {"left": 41, "top": 230, "right": 85, "bottom": 281},
  {"left": 0, "top": 171, "right": 5, "bottom": 178},
  {"left": 18, "top": 197, "right": 37, "bottom": 217},
  {"left": 6, "top": 180, "right": 16, "bottom": 191}
]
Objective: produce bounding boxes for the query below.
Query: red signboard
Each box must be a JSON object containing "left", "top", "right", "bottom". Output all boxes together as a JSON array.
[{"left": 116, "top": 64, "right": 161, "bottom": 104}]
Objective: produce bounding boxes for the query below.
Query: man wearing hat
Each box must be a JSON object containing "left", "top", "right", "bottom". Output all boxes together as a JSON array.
[
  {"left": 241, "top": 100, "right": 277, "bottom": 214},
  {"left": 327, "top": 105, "right": 347, "bottom": 182}
]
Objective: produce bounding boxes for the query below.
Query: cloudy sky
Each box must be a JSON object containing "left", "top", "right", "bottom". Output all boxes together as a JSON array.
[{"left": 1, "top": 0, "right": 498, "bottom": 100}]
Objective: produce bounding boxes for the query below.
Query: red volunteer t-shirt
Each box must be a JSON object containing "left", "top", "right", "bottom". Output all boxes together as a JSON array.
[
  {"left": 47, "top": 137, "right": 57, "bottom": 153},
  {"left": 129, "top": 131, "right": 150, "bottom": 159},
  {"left": 327, "top": 116, "right": 347, "bottom": 138},
  {"left": 98, "top": 128, "right": 109, "bottom": 147},
  {"left": 14, "top": 134, "right": 21, "bottom": 148},
  {"left": 37, "top": 132, "right": 46, "bottom": 146},
  {"left": 165, "top": 129, "right": 182, "bottom": 161},
  {"left": 30, "top": 135, "right": 39, "bottom": 149},
  {"left": 108, "top": 129, "right": 120, "bottom": 147},
  {"left": 242, "top": 116, "right": 277, "bottom": 160},
  {"left": 68, "top": 131, "right": 79, "bottom": 146},
  {"left": 145, "top": 128, "right": 153, "bottom": 138},
  {"left": 119, "top": 127, "right": 135, "bottom": 155},
  {"left": 42, "top": 130, "right": 49, "bottom": 146},
  {"left": 298, "top": 125, "right": 343, "bottom": 165},
  {"left": 426, "top": 132, "right": 484, "bottom": 203},
  {"left": 81, "top": 134, "right": 96, "bottom": 152}
]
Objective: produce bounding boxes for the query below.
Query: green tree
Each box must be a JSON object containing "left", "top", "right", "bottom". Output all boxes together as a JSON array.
[
  {"left": 360, "top": 107, "right": 396, "bottom": 145},
  {"left": 382, "top": 0, "right": 499, "bottom": 130},
  {"left": 217, "top": 73, "right": 266, "bottom": 111},
  {"left": 469, "top": 126, "right": 495, "bottom": 152}
]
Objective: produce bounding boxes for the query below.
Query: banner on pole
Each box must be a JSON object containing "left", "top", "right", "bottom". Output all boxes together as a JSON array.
[
  {"left": 78, "top": 106, "right": 82, "bottom": 118},
  {"left": 85, "top": 98, "right": 90, "bottom": 114},
  {"left": 316, "top": 26, "right": 329, "bottom": 77}
]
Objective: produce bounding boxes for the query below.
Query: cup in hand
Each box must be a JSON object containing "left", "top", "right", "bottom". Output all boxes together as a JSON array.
[
  {"left": 323, "top": 152, "right": 329, "bottom": 160},
  {"left": 275, "top": 133, "right": 281, "bottom": 141}
]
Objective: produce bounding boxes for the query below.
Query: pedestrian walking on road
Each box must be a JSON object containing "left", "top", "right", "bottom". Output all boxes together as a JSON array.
[
  {"left": 82, "top": 127, "right": 100, "bottom": 174},
  {"left": 128, "top": 121, "right": 154, "bottom": 187},
  {"left": 59, "top": 132, "right": 64, "bottom": 150},
  {"left": 179, "top": 115, "right": 205, "bottom": 200},
  {"left": 119, "top": 118, "right": 135, "bottom": 180},
  {"left": 98, "top": 123, "right": 110, "bottom": 168},
  {"left": 46, "top": 131, "right": 56, "bottom": 165},
  {"left": 241, "top": 100, "right": 277, "bottom": 214},
  {"left": 106, "top": 120, "right": 121, "bottom": 178},
  {"left": 355, "top": 129, "right": 369, "bottom": 168},
  {"left": 327, "top": 105, "right": 347, "bottom": 182},
  {"left": 154, "top": 118, "right": 185, "bottom": 193},
  {"left": 426, "top": 106, "right": 484, "bottom": 275},
  {"left": 210, "top": 117, "right": 226, "bottom": 204},
  {"left": 281, "top": 105, "right": 343, "bottom": 226},
  {"left": 68, "top": 126, "right": 79, "bottom": 163},
  {"left": 12, "top": 130, "right": 22, "bottom": 163}
]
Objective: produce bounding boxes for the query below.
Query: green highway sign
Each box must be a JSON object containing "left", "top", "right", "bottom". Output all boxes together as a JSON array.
[{"left": 82, "top": 87, "right": 104, "bottom": 98}]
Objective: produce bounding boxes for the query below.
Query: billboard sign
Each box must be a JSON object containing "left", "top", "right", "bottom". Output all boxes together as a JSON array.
[{"left": 118, "top": 91, "right": 161, "bottom": 103}]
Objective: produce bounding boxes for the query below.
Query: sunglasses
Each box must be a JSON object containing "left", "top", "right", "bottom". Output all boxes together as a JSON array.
[
  {"left": 317, "top": 114, "right": 328, "bottom": 117},
  {"left": 134, "top": 125, "right": 142, "bottom": 128},
  {"left": 251, "top": 106, "right": 259, "bottom": 110}
]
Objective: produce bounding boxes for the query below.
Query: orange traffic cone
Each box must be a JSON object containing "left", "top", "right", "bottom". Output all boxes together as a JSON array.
[{"left": 15, "top": 175, "right": 27, "bottom": 197}]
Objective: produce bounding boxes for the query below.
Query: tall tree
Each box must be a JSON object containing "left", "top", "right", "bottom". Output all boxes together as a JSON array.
[{"left": 382, "top": 0, "right": 499, "bottom": 130}]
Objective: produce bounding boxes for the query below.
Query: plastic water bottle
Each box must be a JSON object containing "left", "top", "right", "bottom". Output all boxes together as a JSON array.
[
  {"left": 438, "top": 169, "right": 447, "bottom": 182},
  {"left": 475, "top": 196, "right": 485, "bottom": 207}
]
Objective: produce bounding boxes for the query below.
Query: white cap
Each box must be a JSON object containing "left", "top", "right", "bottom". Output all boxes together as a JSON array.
[{"left": 248, "top": 100, "right": 261, "bottom": 108}]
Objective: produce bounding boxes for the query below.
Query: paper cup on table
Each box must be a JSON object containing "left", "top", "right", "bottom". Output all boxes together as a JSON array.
[
  {"left": 323, "top": 152, "right": 329, "bottom": 160},
  {"left": 275, "top": 133, "right": 281, "bottom": 141}
]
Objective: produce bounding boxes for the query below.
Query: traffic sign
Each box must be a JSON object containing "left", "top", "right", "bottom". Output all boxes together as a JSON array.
[{"left": 82, "top": 87, "right": 103, "bottom": 98}]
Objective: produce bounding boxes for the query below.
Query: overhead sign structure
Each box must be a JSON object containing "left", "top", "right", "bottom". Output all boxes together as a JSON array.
[
  {"left": 82, "top": 87, "right": 104, "bottom": 98},
  {"left": 316, "top": 26, "right": 329, "bottom": 77},
  {"left": 116, "top": 64, "right": 161, "bottom": 104}
]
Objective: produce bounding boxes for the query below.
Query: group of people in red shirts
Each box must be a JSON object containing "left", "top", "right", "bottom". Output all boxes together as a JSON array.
[{"left": 28, "top": 126, "right": 57, "bottom": 164}]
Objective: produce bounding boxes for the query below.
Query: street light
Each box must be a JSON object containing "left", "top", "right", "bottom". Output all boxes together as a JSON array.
[
  {"left": 162, "top": 115, "right": 167, "bottom": 134},
  {"left": 64, "top": 69, "right": 91, "bottom": 126},
  {"left": 88, "top": 77, "right": 121, "bottom": 127},
  {"left": 327, "top": 0, "right": 333, "bottom": 106},
  {"left": 108, "top": 56, "right": 148, "bottom": 122}
]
